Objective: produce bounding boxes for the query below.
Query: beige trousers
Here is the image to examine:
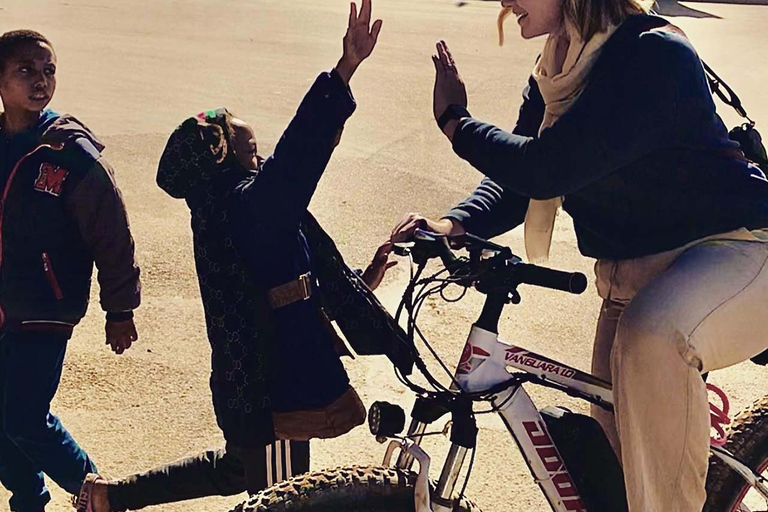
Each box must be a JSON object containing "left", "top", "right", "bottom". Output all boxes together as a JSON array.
[{"left": 589, "top": 228, "right": 768, "bottom": 512}]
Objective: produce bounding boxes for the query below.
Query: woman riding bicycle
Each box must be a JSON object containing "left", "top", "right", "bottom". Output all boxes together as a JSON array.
[{"left": 392, "top": 0, "right": 768, "bottom": 510}]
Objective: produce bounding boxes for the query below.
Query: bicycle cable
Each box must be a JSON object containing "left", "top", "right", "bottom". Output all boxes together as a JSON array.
[
  {"left": 391, "top": 261, "right": 462, "bottom": 395},
  {"left": 407, "top": 272, "right": 479, "bottom": 394},
  {"left": 389, "top": 252, "right": 532, "bottom": 405}
]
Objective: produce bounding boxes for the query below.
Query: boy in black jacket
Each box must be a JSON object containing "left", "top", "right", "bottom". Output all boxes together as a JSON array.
[{"left": 0, "top": 30, "right": 141, "bottom": 512}]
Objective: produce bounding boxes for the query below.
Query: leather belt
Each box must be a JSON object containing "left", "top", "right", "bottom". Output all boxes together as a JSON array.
[{"left": 267, "top": 272, "right": 312, "bottom": 310}]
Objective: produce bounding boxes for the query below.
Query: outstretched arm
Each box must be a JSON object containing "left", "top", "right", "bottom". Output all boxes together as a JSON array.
[
  {"left": 391, "top": 72, "right": 543, "bottom": 243},
  {"left": 239, "top": 0, "right": 383, "bottom": 232},
  {"left": 433, "top": 36, "right": 684, "bottom": 199}
]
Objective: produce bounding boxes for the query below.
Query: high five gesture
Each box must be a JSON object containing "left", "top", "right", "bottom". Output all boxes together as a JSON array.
[{"left": 335, "top": 0, "right": 383, "bottom": 85}]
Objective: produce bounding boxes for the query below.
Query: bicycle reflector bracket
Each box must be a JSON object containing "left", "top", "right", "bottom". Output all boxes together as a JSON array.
[{"left": 369, "top": 401, "right": 406, "bottom": 440}]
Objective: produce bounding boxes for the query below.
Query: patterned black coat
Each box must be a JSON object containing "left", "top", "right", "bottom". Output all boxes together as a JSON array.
[{"left": 157, "top": 75, "right": 412, "bottom": 448}]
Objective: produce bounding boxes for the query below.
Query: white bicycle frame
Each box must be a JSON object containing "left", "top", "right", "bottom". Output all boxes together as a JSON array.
[{"left": 384, "top": 323, "right": 768, "bottom": 512}]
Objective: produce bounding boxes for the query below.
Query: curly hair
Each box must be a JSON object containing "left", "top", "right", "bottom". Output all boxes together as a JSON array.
[{"left": 0, "top": 30, "right": 54, "bottom": 72}]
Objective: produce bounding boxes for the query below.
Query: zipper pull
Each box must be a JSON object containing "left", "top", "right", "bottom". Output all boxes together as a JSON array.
[{"left": 42, "top": 252, "right": 64, "bottom": 300}]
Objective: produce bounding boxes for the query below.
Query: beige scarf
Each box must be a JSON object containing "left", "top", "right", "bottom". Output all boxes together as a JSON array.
[{"left": 524, "top": 21, "right": 617, "bottom": 262}]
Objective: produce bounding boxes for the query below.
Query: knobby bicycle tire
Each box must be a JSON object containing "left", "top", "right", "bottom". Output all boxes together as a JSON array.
[
  {"left": 230, "top": 465, "right": 482, "bottom": 512},
  {"left": 705, "top": 394, "right": 768, "bottom": 512},
  {"left": 229, "top": 400, "right": 768, "bottom": 512}
]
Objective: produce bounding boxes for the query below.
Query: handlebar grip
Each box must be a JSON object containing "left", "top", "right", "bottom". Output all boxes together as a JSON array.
[
  {"left": 515, "top": 264, "right": 588, "bottom": 294},
  {"left": 411, "top": 230, "right": 458, "bottom": 268}
]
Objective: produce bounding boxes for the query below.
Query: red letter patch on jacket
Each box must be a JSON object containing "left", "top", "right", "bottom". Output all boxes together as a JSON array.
[{"left": 34, "top": 163, "right": 69, "bottom": 196}]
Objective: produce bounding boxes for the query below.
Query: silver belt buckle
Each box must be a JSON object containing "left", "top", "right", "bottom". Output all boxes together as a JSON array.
[{"left": 298, "top": 272, "right": 312, "bottom": 300}]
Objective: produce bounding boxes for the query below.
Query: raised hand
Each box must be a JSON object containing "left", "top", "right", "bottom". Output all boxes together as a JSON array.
[
  {"left": 335, "top": 0, "right": 383, "bottom": 85},
  {"left": 432, "top": 40, "right": 468, "bottom": 138}
]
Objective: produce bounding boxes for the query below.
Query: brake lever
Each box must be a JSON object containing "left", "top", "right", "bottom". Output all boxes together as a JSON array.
[{"left": 393, "top": 241, "right": 414, "bottom": 257}]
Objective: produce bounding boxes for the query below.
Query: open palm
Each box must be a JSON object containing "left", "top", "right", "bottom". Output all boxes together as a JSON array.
[{"left": 342, "top": 0, "right": 383, "bottom": 66}]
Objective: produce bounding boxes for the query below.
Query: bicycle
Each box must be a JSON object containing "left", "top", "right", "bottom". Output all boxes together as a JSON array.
[{"left": 236, "top": 230, "right": 768, "bottom": 512}]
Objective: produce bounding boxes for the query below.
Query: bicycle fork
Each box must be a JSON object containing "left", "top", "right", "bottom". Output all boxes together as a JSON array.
[
  {"left": 383, "top": 395, "right": 477, "bottom": 512},
  {"left": 431, "top": 397, "right": 477, "bottom": 512}
]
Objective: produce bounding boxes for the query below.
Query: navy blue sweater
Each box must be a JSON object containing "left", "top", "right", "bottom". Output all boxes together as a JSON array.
[
  {"left": 446, "top": 15, "right": 768, "bottom": 260},
  {"left": 231, "top": 70, "right": 355, "bottom": 412}
]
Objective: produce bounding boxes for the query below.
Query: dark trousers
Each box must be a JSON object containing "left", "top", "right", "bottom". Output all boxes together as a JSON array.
[
  {"left": 107, "top": 440, "right": 310, "bottom": 511},
  {"left": 0, "top": 331, "right": 97, "bottom": 512}
]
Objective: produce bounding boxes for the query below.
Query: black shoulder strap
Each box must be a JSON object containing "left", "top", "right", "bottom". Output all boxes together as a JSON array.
[
  {"left": 653, "top": 21, "right": 754, "bottom": 125},
  {"left": 701, "top": 61, "right": 754, "bottom": 125}
]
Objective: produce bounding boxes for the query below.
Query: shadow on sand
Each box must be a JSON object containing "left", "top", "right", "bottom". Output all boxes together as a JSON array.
[
  {"left": 459, "top": 0, "right": 768, "bottom": 14},
  {"left": 656, "top": 0, "right": 768, "bottom": 17},
  {"left": 654, "top": 0, "right": 721, "bottom": 18}
]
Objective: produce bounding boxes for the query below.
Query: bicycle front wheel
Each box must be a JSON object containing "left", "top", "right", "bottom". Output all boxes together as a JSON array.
[
  {"left": 231, "top": 465, "right": 481, "bottom": 512},
  {"left": 705, "top": 395, "right": 768, "bottom": 512}
]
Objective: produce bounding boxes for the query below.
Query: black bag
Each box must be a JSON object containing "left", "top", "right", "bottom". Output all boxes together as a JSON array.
[
  {"left": 703, "top": 61, "right": 768, "bottom": 174},
  {"left": 541, "top": 407, "right": 628, "bottom": 511},
  {"left": 729, "top": 123, "right": 768, "bottom": 174}
]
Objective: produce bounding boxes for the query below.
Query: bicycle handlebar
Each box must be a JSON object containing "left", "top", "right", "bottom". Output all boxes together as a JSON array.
[
  {"left": 402, "top": 229, "right": 587, "bottom": 295},
  {"left": 512, "top": 263, "right": 588, "bottom": 294}
]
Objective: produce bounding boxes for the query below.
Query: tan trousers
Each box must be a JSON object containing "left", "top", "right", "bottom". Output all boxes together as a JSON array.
[{"left": 589, "top": 228, "right": 768, "bottom": 512}]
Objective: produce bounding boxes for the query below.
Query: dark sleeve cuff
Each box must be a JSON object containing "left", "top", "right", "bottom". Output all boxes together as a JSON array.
[
  {"left": 106, "top": 310, "right": 134, "bottom": 322},
  {"left": 329, "top": 68, "right": 350, "bottom": 93},
  {"left": 442, "top": 210, "right": 470, "bottom": 230},
  {"left": 442, "top": 208, "right": 508, "bottom": 241},
  {"left": 442, "top": 175, "right": 530, "bottom": 240},
  {"left": 319, "top": 69, "right": 357, "bottom": 122},
  {"left": 442, "top": 209, "right": 488, "bottom": 239}
]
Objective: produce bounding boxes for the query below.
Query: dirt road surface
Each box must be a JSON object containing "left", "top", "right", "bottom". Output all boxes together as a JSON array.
[{"left": 1, "top": 0, "right": 768, "bottom": 510}]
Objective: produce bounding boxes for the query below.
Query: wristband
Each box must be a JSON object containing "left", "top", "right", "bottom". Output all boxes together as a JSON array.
[{"left": 437, "top": 105, "right": 471, "bottom": 131}]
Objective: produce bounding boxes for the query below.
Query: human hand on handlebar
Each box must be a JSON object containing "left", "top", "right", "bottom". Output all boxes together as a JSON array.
[
  {"left": 335, "top": 0, "right": 383, "bottom": 86},
  {"left": 390, "top": 213, "right": 466, "bottom": 243}
]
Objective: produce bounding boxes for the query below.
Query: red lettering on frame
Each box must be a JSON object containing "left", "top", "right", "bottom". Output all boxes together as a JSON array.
[
  {"left": 523, "top": 420, "right": 552, "bottom": 446},
  {"left": 553, "top": 473, "right": 579, "bottom": 498},
  {"left": 536, "top": 446, "right": 562, "bottom": 473},
  {"left": 523, "top": 420, "right": 586, "bottom": 510},
  {"left": 563, "top": 497, "right": 588, "bottom": 512}
]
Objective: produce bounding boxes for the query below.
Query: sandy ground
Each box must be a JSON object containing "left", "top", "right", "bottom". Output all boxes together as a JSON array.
[{"left": 2, "top": 0, "right": 768, "bottom": 510}]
